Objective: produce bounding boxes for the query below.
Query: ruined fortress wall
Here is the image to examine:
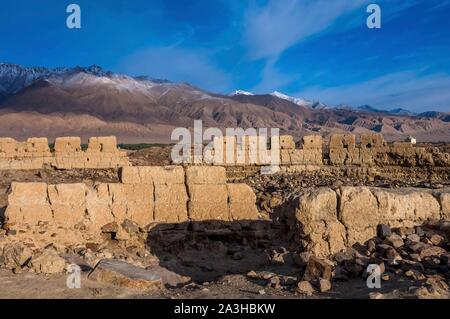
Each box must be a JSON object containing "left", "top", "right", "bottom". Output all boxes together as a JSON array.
[
  {"left": 209, "top": 133, "right": 449, "bottom": 168},
  {"left": 281, "top": 135, "right": 323, "bottom": 166},
  {"left": 0, "top": 136, "right": 130, "bottom": 170},
  {"left": 0, "top": 137, "right": 53, "bottom": 170},
  {"left": 4, "top": 166, "right": 260, "bottom": 248},
  {"left": 289, "top": 187, "right": 450, "bottom": 258},
  {"left": 327, "top": 133, "right": 449, "bottom": 167},
  {"left": 210, "top": 134, "right": 322, "bottom": 166}
]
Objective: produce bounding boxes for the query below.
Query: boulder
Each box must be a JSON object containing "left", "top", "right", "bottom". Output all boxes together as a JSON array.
[
  {"left": 297, "top": 281, "right": 316, "bottom": 295},
  {"left": 303, "top": 256, "right": 333, "bottom": 282},
  {"left": 88, "top": 259, "right": 162, "bottom": 290},
  {"left": 31, "top": 250, "right": 68, "bottom": 274},
  {"left": 1, "top": 243, "right": 32, "bottom": 268}
]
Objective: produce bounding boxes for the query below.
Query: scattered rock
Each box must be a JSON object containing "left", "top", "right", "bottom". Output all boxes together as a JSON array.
[
  {"left": 88, "top": 259, "right": 162, "bottom": 291},
  {"left": 101, "top": 222, "right": 119, "bottom": 234},
  {"left": 317, "top": 278, "right": 332, "bottom": 292},
  {"left": 267, "top": 276, "right": 281, "bottom": 289},
  {"left": 406, "top": 234, "right": 421, "bottom": 243},
  {"left": 303, "top": 256, "right": 333, "bottom": 281},
  {"left": 377, "top": 224, "right": 392, "bottom": 239},
  {"left": 385, "top": 234, "right": 404, "bottom": 248},
  {"left": 429, "top": 234, "right": 445, "bottom": 246},
  {"left": 297, "top": 281, "right": 315, "bottom": 296},
  {"left": 293, "top": 251, "right": 312, "bottom": 267},
  {"left": 145, "top": 265, "right": 190, "bottom": 288},
  {"left": 368, "top": 292, "right": 385, "bottom": 299},
  {"left": 2, "top": 243, "right": 32, "bottom": 269},
  {"left": 419, "top": 246, "right": 446, "bottom": 259},
  {"left": 31, "top": 250, "right": 68, "bottom": 274},
  {"left": 121, "top": 219, "right": 140, "bottom": 234}
]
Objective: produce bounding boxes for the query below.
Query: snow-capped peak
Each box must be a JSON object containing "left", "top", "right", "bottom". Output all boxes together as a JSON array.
[
  {"left": 230, "top": 90, "right": 254, "bottom": 96},
  {"left": 0, "top": 63, "right": 173, "bottom": 96},
  {"left": 270, "top": 91, "right": 311, "bottom": 107}
]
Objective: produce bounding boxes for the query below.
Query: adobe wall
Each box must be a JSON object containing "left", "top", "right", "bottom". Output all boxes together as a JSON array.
[
  {"left": 209, "top": 133, "right": 450, "bottom": 168},
  {"left": 3, "top": 166, "right": 260, "bottom": 248},
  {"left": 54, "top": 136, "right": 130, "bottom": 169},
  {"left": 0, "top": 136, "right": 130, "bottom": 170},
  {"left": 328, "top": 133, "right": 450, "bottom": 167},
  {"left": 287, "top": 186, "right": 450, "bottom": 258}
]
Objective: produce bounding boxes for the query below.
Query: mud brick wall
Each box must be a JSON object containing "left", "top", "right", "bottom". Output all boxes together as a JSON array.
[
  {"left": 212, "top": 135, "right": 274, "bottom": 166},
  {"left": 210, "top": 134, "right": 322, "bottom": 166},
  {"left": 0, "top": 137, "right": 53, "bottom": 169},
  {"left": 281, "top": 135, "right": 323, "bottom": 166},
  {"left": 327, "top": 133, "right": 450, "bottom": 167},
  {"left": 329, "top": 134, "right": 360, "bottom": 165},
  {"left": 195, "top": 133, "right": 448, "bottom": 168},
  {"left": 54, "top": 136, "right": 130, "bottom": 169},
  {"left": 287, "top": 187, "right": 450, "bottom": 258},
  {"left": 4, "top": 166, "right": 260, "bottom": 248},
  {"left": 0, "top": 136, "right": 130, "bottom": 170}
]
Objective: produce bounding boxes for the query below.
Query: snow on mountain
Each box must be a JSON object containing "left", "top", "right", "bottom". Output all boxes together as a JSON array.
[
  {"left": 0, "top": 63, "right": 173, "bottom": 97},
  {"left": 230, "top": 90, "right": 254, "bottom": 96},
  {"left": 270, "top": 91, "right": 324, "bottom": 108}
]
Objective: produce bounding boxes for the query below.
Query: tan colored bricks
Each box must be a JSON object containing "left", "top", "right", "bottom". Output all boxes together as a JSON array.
[{"left": 227, "top": 184, "right": 259, "bottom": 220}]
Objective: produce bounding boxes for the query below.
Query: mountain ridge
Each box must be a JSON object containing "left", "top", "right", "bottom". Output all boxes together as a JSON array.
[{"left": 0, "top": 63, "right": 448, "bottom": 143}]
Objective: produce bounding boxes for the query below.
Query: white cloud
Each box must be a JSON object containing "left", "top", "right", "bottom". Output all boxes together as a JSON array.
[
  {"left": 296, "top": 70, "right": 450, "bottom": 112},
  {"left": 243, "top": 0, "right": 367, "bottom": 60},
  {"left": 243, "top": 0, "right": 423, "bottom": 94},
  {"left": 119, "top": 45, "right": 231, "bottom": 92}
]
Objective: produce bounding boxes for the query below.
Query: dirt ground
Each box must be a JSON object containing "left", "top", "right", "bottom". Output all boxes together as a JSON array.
[{"left": 0, "top": 269, "right": 418, "bottom": 299}]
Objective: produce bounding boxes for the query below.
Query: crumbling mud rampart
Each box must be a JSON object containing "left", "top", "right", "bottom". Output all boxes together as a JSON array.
[
  {"left": 286, "top": 187, "right": 450, "bottom": 258},
  {"left": 3, "top": 162, "right": 449, "bottom": 260},
  {"left": 0, "top": 136, "right": 130, "bottom": 170},
  {"left": 211, "top": 133, "right": 450, "bottom": 167},
  {"left": 2, "top": 166, "right": 259, "bottom": 249}
]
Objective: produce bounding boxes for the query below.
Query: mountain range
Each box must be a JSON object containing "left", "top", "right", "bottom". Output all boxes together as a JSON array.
[{"left": 0, "top": 63, "right": 449, "bottom": 143}]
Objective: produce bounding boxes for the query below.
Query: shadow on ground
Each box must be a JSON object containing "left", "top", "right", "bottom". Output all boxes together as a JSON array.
[{"left": 145, "top": 219, "right": 299, "bottom": 283}]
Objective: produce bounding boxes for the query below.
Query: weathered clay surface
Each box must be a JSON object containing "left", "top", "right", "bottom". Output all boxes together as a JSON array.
[
  {"left": 3, "top": 166, "right": 260, "bottom": 248},
  {"left": 0, "top": 136, "right": 130, "bottom": 170},
  {"left": 288, "top": 187, "right": 450, "bottom": 257}
]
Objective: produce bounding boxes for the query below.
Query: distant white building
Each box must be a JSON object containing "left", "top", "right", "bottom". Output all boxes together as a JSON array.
[{"left": 406, "top": 136, "right": 417, "bottom": 145}]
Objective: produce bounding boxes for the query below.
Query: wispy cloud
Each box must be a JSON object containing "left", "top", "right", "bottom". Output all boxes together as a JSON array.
[
  {"left": 242, "top": 0, "right": 426, "bottom": 95},
  {"left": 250, "top": 57, "right": 298, "bottom": 93},
  {"left": 296, "top": 70, "right": 450, "bottom": 112},
  {"left": 243, "top": 0, "right": 367, "bottom": 60},
  {"left": 119, "top": 44, "right": 231, "bottom": 92}
]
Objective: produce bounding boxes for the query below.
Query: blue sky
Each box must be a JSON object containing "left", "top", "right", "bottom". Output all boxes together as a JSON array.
[{"left": 1, "top": 0, "right": 449, "bottom": 112}]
